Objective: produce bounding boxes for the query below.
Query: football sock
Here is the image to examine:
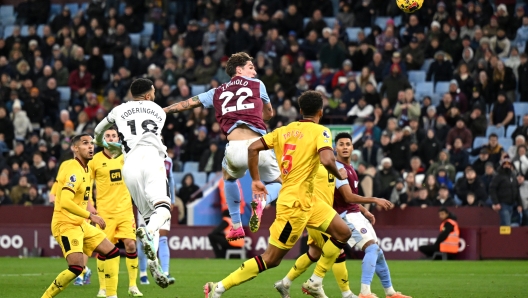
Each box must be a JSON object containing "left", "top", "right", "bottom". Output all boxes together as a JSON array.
[
  {"left": 286, "top": 251, "right": 317, "bottom": 282},
  {"left": 224, "top": 179, "right": 242, "bottom": 225},
  {"left": 146, "top": 203, "right": 171, "bottom": 235},
  {"left": 42, "top": 265, "right": 83, "bottom": 297},
  {"left": 221, "top": 255, "right": 267, "bottom": 290},
  {"left": 137, "top": 240, "right": 148, "bottom": 274},
  {"left": 313, "top": 237, "right": 346, "bottom": 280},
  {"left": 376, "top": 249, "right": 395, "bottom": 295},
  {"left": 159, "top": 236, "right": 170, "bottom": 274},
  {"left": 126, "top": 250, "right": 138, "bottom": 287},
  {"left": 104, "top": 247, "right": 120, "bottom": 297},
  {"left": 360, "top": 244, "right": 379, "bottom": 294},
  {"left": 333, "top": 252, "right": 350, "bottom": 293},
  {"left": 96, "top": 254, "right": 106, "bottom": 290},
  {"left": 263, "top": 181, "right": 281, "bottom": 206}
]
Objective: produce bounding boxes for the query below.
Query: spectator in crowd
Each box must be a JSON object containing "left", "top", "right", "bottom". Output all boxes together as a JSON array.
[
  {"left": 419, "top": 129, "right": 442, "bottom": 168},
  {"left": 361, "top": 136, "right": 380, "bottom": 167},
  {"left": 10, "top": 175, "right": 31, "bottom": 205},
  {"left": 319, "top": 34, "right": 345, "bottom": 69},
  {"left": 11, "top": 100, "right": 32, "bottom": 140},
  {"left": 198, "top": 141, "right": 223, "bottom": 174},
  {"left": 389, "top": 178, "right": 408, "bottom": 207},
  {"left": 375, "top": 157, "right": 401, "bottom": 198},
  {"left": 178, "top": 173, "right": 203, "bottom": 224},
  {"left": 517, "top": 174, "right": 528, "bottom": 226},
  {"left": 394, "top": 88, "right": 420, "bottom": 128},
  {"left": 380, "top": 63, "right": 411, "bottom": 107},
  {"left": 490, "top": 156, "right": 523, "bottom": 226},
  {"left": 511, "top": 114, "right": 528, "bottom": 142},
  {"left": 512, "top": 145, "right": 528, "bottom": 176},
  {"left": 20, "top": 185, "right": 45, "bottom": 206},
  {"left": 490, "top": 92, "right": 515, "bottom": 127},
  {"left": 455, "top": 166, "right": 488, "bottom": 205},
  {"left": 0, "top": 107, "right": 15, "bottom": 150},
  {"left": 519, "top": 53, "right": 528, "bottom": 102},
  {"left": 473, "top": 148, "right": 492, "bottom": 176},
  {"left": 277, "top": 99, "right": 298, "bottom": 124},
  {"left": 464, "top": 104, "right": 487, "bottom": 138},
  {"left": 446, "top": 118, "right": 473, "bottom": 150},
  {"left": 478, "top": 133, "right": 504, "bottom": 164},
  {"left": 347, "top": 97, "right": 373, "bottom": 124},
  {"left": 427, "top": 51, "right": 454, "bottom": 83},
  {"left": 304, "top": 9, "right": 327, "bottom": 37},
  {"left": 427, "top": 150, "right": 456, "bottom": 181},
  {"left": 508, "top": 135, "right": 526, "bottom": 158},
  {"left": 408, "top": 187, "right": 432, "bottom": 208},
  {"left": 202, "top": 23, "right": 227, "bottom": 61},
  {"left": 449, "top": 138, "right": 470, "bottom": 172},
  {"left": 433, "top": 184, "right": 456, "bottom": 206},
  {"left": 0, "top": 187, "right": 12, "bottom": 205}
]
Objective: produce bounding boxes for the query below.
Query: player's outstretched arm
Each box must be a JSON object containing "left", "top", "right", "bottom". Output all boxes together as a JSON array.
[
  {"left": 338, "top": 185, "right": 393, "bottom": 210},
  {"left": 320, "top": 149, "right": 346, "bottom": 180},
  {"left": 163, "top": 95, "right": 203, "bottom": 114}
]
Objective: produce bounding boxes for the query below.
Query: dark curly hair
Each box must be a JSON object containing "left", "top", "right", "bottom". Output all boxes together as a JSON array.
[
  {"left": 225, "top": 52, "right": 253, "bottom": 77},
  {"left": 130, "top": 78, "right": 153, "bottom": 97},
  {"left": 298, "top": 90, "right": 323, "bottom": 117},
  {"left": 335, "top": 132, "right": 352, "bottom": 144}
]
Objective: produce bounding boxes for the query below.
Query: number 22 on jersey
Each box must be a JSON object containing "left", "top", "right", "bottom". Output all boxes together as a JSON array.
[
  {"left": 281, "top": 143, "right": 296, "bottom": 175},
  {"left": 220, "top": 87, "right": 254, "bottom": 115}
]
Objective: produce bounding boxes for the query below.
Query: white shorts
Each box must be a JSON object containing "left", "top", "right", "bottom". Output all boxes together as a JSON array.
[
  {"left": 346, "top": 212, "right": 378, "bottom": 250},
  {"left": 137, "top": 210, "right": 170, "bottom": 231},
  {"left": 222, "top": 138, "right": 280, "bottom": 182},
  {"left": 123, "top": 145, "right": 171, "bottom": 221}
]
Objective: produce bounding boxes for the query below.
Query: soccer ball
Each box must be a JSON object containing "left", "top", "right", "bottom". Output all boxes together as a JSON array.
[{"left": 396, "top": 0, "right": 423, "bottom": 13}]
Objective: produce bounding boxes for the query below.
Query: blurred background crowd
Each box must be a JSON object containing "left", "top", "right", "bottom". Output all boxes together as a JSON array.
[{"left": 0, "top": 0, "right": 527, "bottom": 226}]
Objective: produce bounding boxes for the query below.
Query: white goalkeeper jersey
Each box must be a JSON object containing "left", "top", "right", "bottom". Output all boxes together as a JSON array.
[{"left": 106, "top": 100, "right": 167, "bottom": 158}]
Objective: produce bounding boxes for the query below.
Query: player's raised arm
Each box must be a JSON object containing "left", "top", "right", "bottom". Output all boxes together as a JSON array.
[{"left": 164, "top": 86, "right": 216, "bottom": 114}]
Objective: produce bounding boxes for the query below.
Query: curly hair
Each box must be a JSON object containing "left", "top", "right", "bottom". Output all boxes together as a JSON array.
[
  {"left": 225, "top": 52, "right": 253, "bottom": 77},
  {"left": 298, "top": 90, "right": 323, "bottom": 117}
]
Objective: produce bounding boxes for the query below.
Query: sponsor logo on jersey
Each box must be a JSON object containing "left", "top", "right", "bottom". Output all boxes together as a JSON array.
[
  {"left": 102, "top": 163, "right": 107, "bottom": 167},
  {"left": 66, "top": 183, "right": 74, "bottom": 188},
  {"left": 69, "top": 175, "right": 76, "bottom": 182},
  {"left": 84, "top": 187, "right": 91, "bottom": 201},
  {"left": 110, "top": 169, "right": 122, "bottom": 182}
]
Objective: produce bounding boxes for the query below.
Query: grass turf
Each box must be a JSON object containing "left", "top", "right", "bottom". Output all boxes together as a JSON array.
[{"left": 1, "top": 257, "right": 526, "bottom": 297}]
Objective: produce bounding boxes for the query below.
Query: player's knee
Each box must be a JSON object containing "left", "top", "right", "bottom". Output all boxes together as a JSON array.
[
  {"left": 68, "top": 265, "right": 84, "bottom": 277},
  {"left": 154, "top": 202, "right": 172, "bottom": 221},
  {"left": 104, "top": 246, "right": 120, "bottom": 259},
  {"left": 261, "top": 253, "right": 282, "bottom": 268},
  {"left": 124, "top": 240, "right": 136, "bottom": 252}
]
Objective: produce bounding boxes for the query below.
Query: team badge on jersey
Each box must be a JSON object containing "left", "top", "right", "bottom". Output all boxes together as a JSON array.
[
  {"left": 289, "top": 235, "right": 299, "bottom": 243},
  {"left": 72, "top": 239, "right": 79, "bottom": 246},
  {"left": 360, "top": 228, "right": 367, "bottom": 234},
  {"left": 323, "top": 130, "right": 330, "bottom": 138},
  {"left": 69, "top": 175, "right": 76, "bottom": 183}
]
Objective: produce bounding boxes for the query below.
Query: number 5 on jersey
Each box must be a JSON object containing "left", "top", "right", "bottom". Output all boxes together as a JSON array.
[
  {"left": 281, "top": 143, "right": 296, "bottom": 175},
  {"left": 220, "top": 87, "right": 254, "bottom": 115}
]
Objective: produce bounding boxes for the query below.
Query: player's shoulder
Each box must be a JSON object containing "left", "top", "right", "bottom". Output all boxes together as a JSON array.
[{"left": 241, "top": 76, "right": 263, "bottom": 84}]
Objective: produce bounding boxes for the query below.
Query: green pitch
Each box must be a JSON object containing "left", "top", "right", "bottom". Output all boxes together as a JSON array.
[{"left": 1, "top": 257, "right": 526, "bottom": 297}]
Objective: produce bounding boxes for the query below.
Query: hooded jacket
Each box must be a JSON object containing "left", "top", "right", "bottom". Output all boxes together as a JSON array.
[{"left": 489, "top": 167, "right": 522, "bottom": 206}]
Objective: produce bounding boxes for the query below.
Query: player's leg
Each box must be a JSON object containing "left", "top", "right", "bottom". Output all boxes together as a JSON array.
[
  {"left": 252, "top": 149, "right": 282, "bottom": 232},
  {"left": 303, "top": 202, "right": 351, "bottom": 296},
  {"left": 333, "top": 254, "right": 356, "bottom": 298},
  {"left": 159, "top": 224, "right": 174, "bottom": 280},
  {"left": 87, "top": 222, "right": 121, "bottom": 298},
  {"left": 74, "top": 253, "right": 89, "bottom": 286},
  {"left": 95, "top": 216, "right": 118, "bottom": 297},
  {"left": 137, "top": 240, "right": 149, "bottom": 284},
  {"left": 42, "top": 252, "right": 85, "bottom": 298},
  {"left": 204, "top": 204, "right": 304, "bottom": 297},
  {"left": 122, "top": 238, "right": 143, "bottom": 296}
]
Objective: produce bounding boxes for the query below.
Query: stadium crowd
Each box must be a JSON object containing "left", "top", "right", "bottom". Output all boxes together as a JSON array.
[{"left": 0, "top": 0, "right": 527, "bottom": 226}]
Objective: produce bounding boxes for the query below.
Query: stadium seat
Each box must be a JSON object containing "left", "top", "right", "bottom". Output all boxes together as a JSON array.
[
  {"left": 118, "top": 2, "right": 126, "bottom": 15},
  {"left": 57, "top": 87, "right": 71, "bottom": 101},
  {"left": 455, "top": 171, "right": 464, "bottom": 182},
  {"left": 64, "top": 3, "right": 79, "bottom": 16},
  {"left": 473, "top": 136, "right": 487, "bottom": 149},
  {"left": 498, "top": 137, "right": 513, "bottom": 150},
  {"left": 421, "top": 58, "right": 433, "bottom": 72},
  {"left": 363, "top": 27, "right": 371, "bottom": 36},
  {"left": 16, "top": 26, "right": 27, "bottom": 37},
  {"left": 346, "top": 27, "right": 362, "bottom": 42},
  {"left": 513, "top": 102, "right": 528, "bottom": 125},
  {"left": 393, "top": 15, "right": 402, "bottom": 27},
  {"left": 102, "top": 55, "right": 113, "bottom": 70},
  {"left": 50, "top": 4, "right": 62, "bottom": 17},
  {"left": 3, "top": 25, "right": 14, "bottom": 38},
  {"left": 1, "top": 16, "right": 16, "bottom": 26},
  {"left": 207, "top": 172, "right": 220, "bottom": 182},
  {"left": 37, "top": 24, "right": 45, "bottom": 37},
  {"left": 435, "top": 81, "right": 450, "bottom": 94},
  {"left": 194, "top": 172, "right": 207, "bottom": 187},
  {"left": 80, "top": 2, "right": 88, "bottom": 12},
  {"left": 183, "top": 162, "right": 199, "bottom": 173},
  {"left": 415, "top": 82, "right": 434, "bottom": 99},
  {"left": 173, "top": 172, "right": 185, "bottom": 184},
  {"left": 323, "top": 17, "right": 336, "bottom": 26},
  {"left": 408, "top": 71, "right": 426, "bottom": 84},
  {"left": 129, "top": 33, "right": 140, "bottom": 48},
  {"left": 190, "top": 84, "right": 207, "bottom": 97},
  {"left": 140, "top": 22, "right": 154, "bottom": 48},
  {"left": 303, "top": 17, "right": 310, "bottom": 27},
  {"left": 375, "top": 17, "right": 391, "bottom": 30},
  {"left": 0, "top": 5, "right": 14, "bottom": 17},
  {"left": 225, "top": 247, "right": 246, "bottom": 260},
  {"left": 506, "top": 125, "right": 517, "bottom": 138},
  {"left": 310, "top": 60, "right": 321, "bottom": 77},
  {"left": 486, "top": 126, "right": 505, "bottom": 138},
  {"left": 175, "top": 183, "right": 182, "bottom": 191}
]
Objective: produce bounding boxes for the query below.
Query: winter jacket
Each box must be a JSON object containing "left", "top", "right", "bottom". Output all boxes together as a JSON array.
[
  {"left": 489, "top": 35, "right": 511, "bottom": 58},
  {"left": 513, "top": 154, "right": 528, "bottom": 176},
  {"left": 514, "top": 25, "right": 528, "bottom": 47},
  {"left": 202, "top": 30, "right": 227, "bottom": 61},
  {"left": 432, "top": 195, "right": 456, "bottom": 206},
  {"left": 374, "top": 168, "right": 401, "bottom": 197},
  {"left": 426, "top": 60, "right": 454, "bottom": 83},
  {"left": 455, "top": 177, "right": 488, "bottom": 205},
  {"left": 11, "top": 110, "right": 32, "bottom": 139},
  {"left": 68, "top": 70, "right": 92, "bottom": 92},
  {"left": 394, "top": 101, "right": 421, "bottom": 126},
  {"left": 389, "top": 185, "right": 408, "bottom": 206},
  {"left": 464, "top": 113, "right": 487, "bottom": 138},
  {"left": 427, "top": 154, "right": 457, "bottom": 181},
  {"left": 449, "top": 149, "right": 470, "bottom": 172},
  {"left": 446, "top": 127, "right": 473, "bottom": 149},
  {"left": 380, "top": 74, "right": 412, "bottom": 107},
  {"left": 489, "top": 168, "right": 522, "bottom": 206},
  {"left": 419, "top": 136, "right": 442, "bottom": 167}
]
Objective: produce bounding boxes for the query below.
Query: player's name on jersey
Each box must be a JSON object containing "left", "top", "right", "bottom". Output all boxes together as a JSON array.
[
  {"left": 282, "top": 129, "right": 305, "bottom": 140},
  {"left": 120, "top": 107, "right": 163, "bottom": 122},
  {"left": 220, "top": 78, "right": 249, "bottom": 91}
]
